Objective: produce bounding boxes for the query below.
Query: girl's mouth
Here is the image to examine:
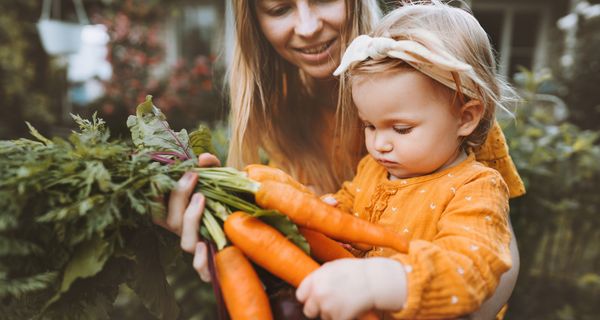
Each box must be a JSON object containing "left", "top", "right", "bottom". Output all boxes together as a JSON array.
[{"left": 377, "top": 158, "right": 398, "bottom": 165}]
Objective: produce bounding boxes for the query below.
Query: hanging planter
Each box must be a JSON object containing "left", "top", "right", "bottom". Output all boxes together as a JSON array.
[{"left": 36, "top": 0, "right": 90, "bottom": 56}]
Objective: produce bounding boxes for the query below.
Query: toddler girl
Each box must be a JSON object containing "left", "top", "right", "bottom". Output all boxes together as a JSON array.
[{"left": 296, "top": 2, "right": 514, "bottom": 319}]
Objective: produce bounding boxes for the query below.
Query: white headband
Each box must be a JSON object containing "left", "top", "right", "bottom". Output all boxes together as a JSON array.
[{"left": 333, "top": 35, "right": 478, "bottom": 98}]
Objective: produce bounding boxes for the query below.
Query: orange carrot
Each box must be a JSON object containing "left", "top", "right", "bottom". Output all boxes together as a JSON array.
[
  {"left": 299, "top": 227, "right": 354, "bottom": 263},
  {"left": 245, "top": 164, "right": 311, "bottom": 193},
  {"left": 255, "top": 181, "right": 410, "bottom": 253},
  {"left": 225, "top": 212, "right": 380, "bottom": 320},
  {"left": 215, "top": 246, "right": 273, "bottom": 320},
  {"left": 224, "top": 211, "right": 319, "bottom": 287}
]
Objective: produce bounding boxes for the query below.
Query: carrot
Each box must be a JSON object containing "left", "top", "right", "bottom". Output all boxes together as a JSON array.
[
  {"left": 299, "top": 227, "right": 354, "bottom": 263},
  {"left": 225, "top": 211, "right": 380, "bottom": 320},
  {"left": 255, "top": 181, "right": 410, "bottom": 253},
  {"left": 224, "top": 211, "right": 319, "bottom": 287},
  {"left": 244, "top": 164, "right": 311, "bottom": 193},
  {"left": 215, "top": 246, "right": 273, "bottom": 320}
]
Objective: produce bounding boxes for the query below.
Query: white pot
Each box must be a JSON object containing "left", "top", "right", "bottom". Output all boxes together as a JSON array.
[{"left": 37, "top": 19, "right": 84, "bottom": 56}]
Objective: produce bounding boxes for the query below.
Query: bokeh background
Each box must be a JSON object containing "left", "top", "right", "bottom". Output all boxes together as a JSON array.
[{"left": 1, "top": 0, "right": 599, "bottom": 319}]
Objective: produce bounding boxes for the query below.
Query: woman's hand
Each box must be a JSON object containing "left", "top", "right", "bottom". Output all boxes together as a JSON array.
[{"left": 153, "top": 153, "right": 221, "bottom": 282}]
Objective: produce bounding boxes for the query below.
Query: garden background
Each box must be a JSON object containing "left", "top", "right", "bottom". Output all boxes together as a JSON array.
[{"left": 1, "top": 0, "right": 599, "bottom": 319}]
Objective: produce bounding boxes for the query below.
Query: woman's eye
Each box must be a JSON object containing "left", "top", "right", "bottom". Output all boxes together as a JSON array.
[
  {"left": 267, "top": 5, "right": 291, "bottom": 16},
  {"left": 393, "top": 126, "right": 413, "bottom": 134}
]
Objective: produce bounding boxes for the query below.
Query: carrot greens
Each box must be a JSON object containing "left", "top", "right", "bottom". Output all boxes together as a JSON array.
[{"left": 0, "top": 96, "right": 305, "bottom": 319}]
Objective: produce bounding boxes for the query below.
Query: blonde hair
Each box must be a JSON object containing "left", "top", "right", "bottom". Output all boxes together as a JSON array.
[
  {"left": 338, "top": 0, "right": 515, "bottom": 150},
  {"left": 227, "top": 0, "right": 381, "bottom": 194}
]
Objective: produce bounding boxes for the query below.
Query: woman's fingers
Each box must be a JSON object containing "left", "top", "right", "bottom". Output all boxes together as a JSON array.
[
  {"left": 166, "top": 172, "right": 198, "bottom": 235},
  {"left": 198, "top": 153, "right": 221, "bottom": 167},
  {"left": 193, "top": 242, "right": 211, "bottom": 282},
  {"left": 180, "top": 193, "right": 205, "bottom": 253},
  {"left": 320, "top": 194, "right": 338, "bottom": 206}
]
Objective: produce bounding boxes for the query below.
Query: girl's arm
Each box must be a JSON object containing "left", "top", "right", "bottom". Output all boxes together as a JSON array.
[
  {"left": 297, "top": 169, "right": 512, "bottom": 320},
  {"left": 469, "top": 222, "right": 519, "bottom": 320},
  {"left": 296, "top": 257, "right": 408, "bottom": 319}
]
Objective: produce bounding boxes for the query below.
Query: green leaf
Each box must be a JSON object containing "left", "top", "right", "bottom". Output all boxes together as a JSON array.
[
  {"left": 127, "top": 230, "right": 180, "bottom": 320},
  {"left": 45, "top": 237, "right": 112, "bottom": 309},
  {"left": 189, "top": 124, "right": 217, "bottom": 156},
  {"left": 25, "top": 121, "right": 52, "bottom": 145},
  {"left": 254, "top": 210, "right": 310, "bottom": 254},
  {"left": 127, "top": 95, "right": 193, "bottom": 160},
  {"left": 0, "top": 271, "right": 58, "bottom": 297}
]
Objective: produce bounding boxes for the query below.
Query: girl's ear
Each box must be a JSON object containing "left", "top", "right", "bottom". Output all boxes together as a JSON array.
[{"left": 457, "top": 100, "right": 484, "bottom": 137}]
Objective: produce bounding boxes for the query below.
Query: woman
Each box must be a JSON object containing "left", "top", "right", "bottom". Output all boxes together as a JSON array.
[{"left": 161, "top": 1, "right": 523, "bottom": 318}]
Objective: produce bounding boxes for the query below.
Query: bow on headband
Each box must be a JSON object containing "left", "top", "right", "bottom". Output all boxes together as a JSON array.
[{"left": 333, "top": 35, "right": 478, "bottom": 98}]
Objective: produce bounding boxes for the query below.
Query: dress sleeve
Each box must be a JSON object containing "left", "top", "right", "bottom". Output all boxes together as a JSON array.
[
  {"left": 332, "top": 155, "right": 372, "bottom": 214},
  {"left": 390, "top": 170, "right": 512, "bottom": 319}
]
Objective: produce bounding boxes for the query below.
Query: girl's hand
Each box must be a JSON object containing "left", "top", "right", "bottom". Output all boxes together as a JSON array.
[
  {"left": 296, "top": 258, "right": 407, "bottom": 320},
  {"left": 153, "top": 153, "right": 221, "bottom": 282}
]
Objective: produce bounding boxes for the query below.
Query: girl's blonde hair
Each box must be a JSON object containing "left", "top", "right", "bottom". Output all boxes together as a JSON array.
[
  {"left": 227, "top": 0, "right": 381, "bottom": 194},
  {"left": 338, "top": 0, "right": 515, "bottom": 150}
]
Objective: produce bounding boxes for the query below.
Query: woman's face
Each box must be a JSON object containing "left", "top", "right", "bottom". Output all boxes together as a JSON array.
[{"left": 255, "top": 0, "right": 347, "bottom": 79}]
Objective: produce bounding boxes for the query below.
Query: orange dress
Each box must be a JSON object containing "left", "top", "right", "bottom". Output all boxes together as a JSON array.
[
  {"left": 334, "top": 153, "right": 512, "bottom": 319},
  {"left": 271, "top": 120, "right": 525, "bottom": 199}
]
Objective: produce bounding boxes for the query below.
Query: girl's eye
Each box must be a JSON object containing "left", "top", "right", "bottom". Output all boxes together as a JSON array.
[
  {"left": 362, "top": 123, "right": 375, "bottom": 131},
  {"left": 393, "top": 126, "right": 413, "bottom": 134}
]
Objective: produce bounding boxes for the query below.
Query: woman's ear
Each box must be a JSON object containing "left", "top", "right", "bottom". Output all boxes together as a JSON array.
[{"left": 457, "top": 100, "right": 484, "bottom": 137}]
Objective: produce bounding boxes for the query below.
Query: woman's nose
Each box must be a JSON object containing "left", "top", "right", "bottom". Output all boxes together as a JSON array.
[{"left": 294, "top": 3, "right": 322, "bottom": 38}]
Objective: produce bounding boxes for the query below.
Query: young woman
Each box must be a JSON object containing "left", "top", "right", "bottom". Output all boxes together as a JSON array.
[{"left": 160, "top": 1, "right": 524, "bottom": 318}]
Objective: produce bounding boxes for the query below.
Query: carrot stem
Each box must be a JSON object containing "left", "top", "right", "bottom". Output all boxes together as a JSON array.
[{"left": 256, "top": 181, "right": 410, "bottom": 253}]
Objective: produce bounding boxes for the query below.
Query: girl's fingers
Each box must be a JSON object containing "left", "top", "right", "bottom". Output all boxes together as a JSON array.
[
  {"left": 198, "top": 153, "right": 221, "bottom": 167},
  {"left": 166, "top": 172, "right": 198, "bottom": 235},
  {"left": 302, "top": 296, "right": 320, "bottom": 319},
  {"left": 296, "top": 275, "right": 313, "bottom": 302},
  {"left": 180, "top": 193, "right": 205, "bottom": 253},
  {"left": 193, "top": 242, "right": 211, "bottom": 282}
]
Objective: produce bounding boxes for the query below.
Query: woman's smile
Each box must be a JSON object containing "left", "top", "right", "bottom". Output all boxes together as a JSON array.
[{"left": 292, "top": 38, "right": 337, "bottom": 63}]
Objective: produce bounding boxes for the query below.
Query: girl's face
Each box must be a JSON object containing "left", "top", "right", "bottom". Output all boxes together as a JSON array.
[
  {"left": 255, "top": 0, "right": 347, "bottom": 79},
  {"left": 352, "top": 70, "right": 467, "bottom": 179}
]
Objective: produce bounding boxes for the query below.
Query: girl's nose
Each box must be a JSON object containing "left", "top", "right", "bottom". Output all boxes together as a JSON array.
[
  {"left": 294, "top": 3, "right": 322, "bottom": 38},
  {"left": 374, "top": 134, "right": 393, "bottom": 153}
]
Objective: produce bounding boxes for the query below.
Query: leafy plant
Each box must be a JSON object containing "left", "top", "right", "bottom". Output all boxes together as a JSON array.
[
  {"left": 503, "top": 68, "right": 600, "bottom": 320},
  {"left": 0, "top": 96, "right": 303, "bottom": 319}
]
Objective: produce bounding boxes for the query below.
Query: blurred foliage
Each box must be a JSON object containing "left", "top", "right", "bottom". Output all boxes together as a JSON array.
[
  {"left": 563, "top": 15, "right": 600, "bottom": 131},
  {"left": 503, "top": 68, "right": 600, "bottom": 320},
  {"left": 0, "top": 0, "right": 62, "bottom": 139},
  {"left": 90, "top": 0, "right": 225, "bottom": 139}
]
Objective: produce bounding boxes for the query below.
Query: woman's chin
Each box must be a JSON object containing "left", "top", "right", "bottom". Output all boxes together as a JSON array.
[{"left": 299, "top": 62, "right": 339, "bottom": 80}]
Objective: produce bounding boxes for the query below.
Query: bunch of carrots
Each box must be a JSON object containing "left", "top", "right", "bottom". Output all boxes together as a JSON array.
[{"left": 204, "top": 164, "right": 410, "bottom": 320}]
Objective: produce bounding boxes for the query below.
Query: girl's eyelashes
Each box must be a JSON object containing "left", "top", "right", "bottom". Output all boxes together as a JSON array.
[
  {"left": 393, "top": 126, "right": 413, "bottom": 134},
  {"left": 362, "top": 122, "right": 375, "bottom": 130}
]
